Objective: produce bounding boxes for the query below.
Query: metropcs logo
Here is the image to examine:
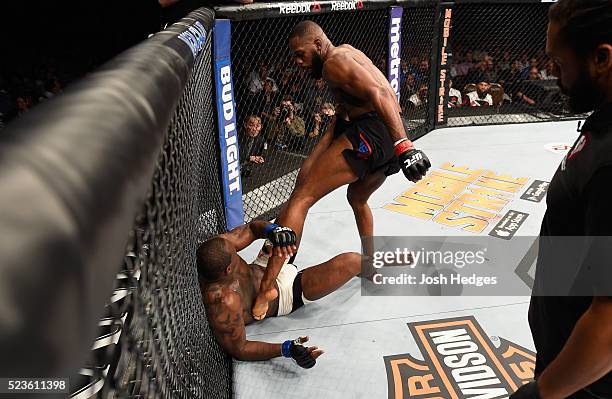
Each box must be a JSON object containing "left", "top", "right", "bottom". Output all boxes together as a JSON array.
[
  {"left": 384, "top": 316, "right": 535, "bottom": 399},
  {"left": 279, "top": 1, "right": 362, "bottom": 14}
]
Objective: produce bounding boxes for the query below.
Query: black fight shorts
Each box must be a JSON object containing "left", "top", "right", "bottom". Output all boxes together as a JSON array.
[{"left": 333, "top": 111, "right": 402, "bottom": 180}]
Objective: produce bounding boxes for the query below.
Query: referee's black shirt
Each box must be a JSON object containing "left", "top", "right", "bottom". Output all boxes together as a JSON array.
[{"left": 529, "top": 103, "right": 612, "bottom": 396}]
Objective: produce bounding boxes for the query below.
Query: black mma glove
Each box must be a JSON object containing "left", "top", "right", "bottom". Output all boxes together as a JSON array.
[
  {"left": 282, "top": 339, "right": 316, "bottom": 369},
  {"left": 510, "top": 381, "right": 541, "bottom": 399},
  {"left": 263, "top": 223, "right": 297, "bottom": 247},
  {"left": 394, "top": 139, "right": 431, "bottom": 182}
]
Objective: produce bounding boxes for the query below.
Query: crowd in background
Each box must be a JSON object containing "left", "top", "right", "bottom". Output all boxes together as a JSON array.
[
  {"left": 236, "top": 47, "right": 559, "bottom": 172},
  {"left": 236, "top": 60, "right": 337, "bottom": 171}
]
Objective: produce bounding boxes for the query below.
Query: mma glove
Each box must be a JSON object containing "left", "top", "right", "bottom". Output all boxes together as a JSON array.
[
  {"left": 264, "top": 223, "right": 297, "bottom": 247},
  {"left": 282, "top": 339, "right": 316, "bottom": 369},
  {"left": 394, "top": 139, "right": 431, "bottom": 182},
  {"left": 509, "top": 381, "right": 541, "bottom": 399}
]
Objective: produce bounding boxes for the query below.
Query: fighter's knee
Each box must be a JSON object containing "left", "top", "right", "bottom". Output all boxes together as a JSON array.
[
  {"left": 346, "top": 189, "right": 365, "bottom": 209},
  {"left": 288, "top": 188, "right": 317, "bottom": 210}
]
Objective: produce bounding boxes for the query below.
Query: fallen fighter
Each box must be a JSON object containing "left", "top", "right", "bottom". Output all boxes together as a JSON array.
[{"left": 197, "top": 220, "right": 361, "bottom": 368}]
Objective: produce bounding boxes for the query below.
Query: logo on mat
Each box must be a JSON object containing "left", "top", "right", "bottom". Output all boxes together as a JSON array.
[
  {"left": 385, "top": 163, "right": 529, "bottom": 234},
  {"left": 384, "top": 316, "right": 535, "bottom": 399},
  {"left": 520, "top": 180, "right": 549, "bottom": 203},
  {"left": 489, "top": 209, "right": 529, "bottom": 240}
]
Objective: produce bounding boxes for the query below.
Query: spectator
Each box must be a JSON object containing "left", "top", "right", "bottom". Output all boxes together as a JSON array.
[
  {"left": 304, "top": 102, "right": 335, "bottom": 153},
  {"left": 239, "top": 115, "right": 267, "bottom": 167},
  {"left": 455, "top": 51, "right": 474, "bottom": 77},
  {"left": 528, "top": 66, "right": 541, "bottom": 81},
  {"left": 265, "top": 95, "right": 306, "bottom": 151},
  {"left": 400, "top": 60, "right": 410, "bottom": 83},
  {"left": 405, "top": 56, "right": 421, "bottom": 79},
  {"left": 307, "top": 78, "right": 334, "bottom": 112},
  {"left": 15, "top": 96, "right": 31, "bottom": 116},
  {"left": 497, "top": 51, "right": 512, "bottom": 73},
  {"left": 448, "top": 79, "right": 462, "bottom": 108},
  {"left": 277, "top": 69, "right": 294, "bottom": 95},
  {"left": 539, "top": 60, "right": 556, "bottom": 80},
  {"left": 248, "top": 62, "right": 278, "bottom": 94},
  {"left": 416, "top": 59, "right": 429, "bottom": 83},
  {"left": 499, "top": 60, "right": 524, "bottom": 87},
  {"left": 467, "top": 82, "right": 493, "bottom": 107},
  {"left": 256, "top": 78, "right": 281, "bottom": 124},
  {"left": 400, "top": 73, "right": 417, "bottom": 101},
  {"left": 521, "top": 57, "right": 540, "bottom": 79},
  {"left": 408, "top": 84, "right": 428, "bottom": 108},
  {"left": 465, "top": 56, "right": 497, "bottom": 85}
]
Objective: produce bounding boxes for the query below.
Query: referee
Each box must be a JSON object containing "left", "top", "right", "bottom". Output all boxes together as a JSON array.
[{"left": 511, "top": 1, "right": 612, "bottom": 398}]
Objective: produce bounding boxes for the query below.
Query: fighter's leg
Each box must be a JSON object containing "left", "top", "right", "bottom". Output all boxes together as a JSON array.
[
  {"left": 295, "top": 118, "right": 335, "bottom": 187},
  {"left": 346, "top": 171, "right": 386, "bottom": 256},
  {"left": 276, "top": 134, "right": 359, "bottom": 242},
  {"left": 300, "top": 252, "right": 362, "bottom": 301},
  {"left": 253, "top": 135, "right": 359, "bottom": 319}
]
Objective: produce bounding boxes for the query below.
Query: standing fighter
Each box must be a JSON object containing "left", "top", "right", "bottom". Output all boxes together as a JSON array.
[
  {"left": 511, "top": 0, "right": 612, "bottom": 398},
  {"left": 252, "top": 21, "right": 431, "bottom": 319}
]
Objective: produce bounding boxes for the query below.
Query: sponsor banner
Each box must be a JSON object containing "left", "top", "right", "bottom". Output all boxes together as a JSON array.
[
  {"left": 388, "top": 7, "right": 403, "bottom": 102},
  {"left": 384, "top": 316, "right": 535, "bottom": 399},
  {"left": 177, "top": 20, "right": 207, "bottom": 59},
  {"left": 544, "top": 142, "right": 571, "bottom": 154},
  {"left": 385, "top": 162, "right": 529, "bottom": 234},
  {"left": 520, "top": 180, "right": 549, "bottom": 203},
  {"left": 214, "top": 20, "right": 244, "bottom": 230},
  {"left": 278, "top": 0, "right": 364, "bottom": 15},
  {"left": 436, "top": 7, "right": 453, "bottom": 127}
]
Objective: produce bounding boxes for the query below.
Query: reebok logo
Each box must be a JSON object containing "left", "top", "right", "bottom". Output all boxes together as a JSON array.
[
  {"left": 279, "top": 2, "right": 321, "bottom": 14},
  {"left": 331, "top": 1, "right": 361, "bottom": 11}
]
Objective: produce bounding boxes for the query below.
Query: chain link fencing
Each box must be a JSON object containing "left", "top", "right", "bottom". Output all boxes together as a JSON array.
[
  {"left": 445, "top": 2, "right": 588, "bottom": 127},
  {"left": 399, "top": 2, "right": 438, "bottom": 135},
  {"left": 93, "top": 15, "right": 231, "bottom": 399},
  {"left": 229, "top": 8, "right": 390, "bottom": 222}
]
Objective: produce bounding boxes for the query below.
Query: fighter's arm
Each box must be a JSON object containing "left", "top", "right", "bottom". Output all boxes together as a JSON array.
[
  {"left": 209, "top": 291, "right": 283, "bottom": 361},
  {"left": 534, "top": 296, "right": 612, "bottom": 398},
  {"left": 219, "top": 221, "right": 269, "bottom": 252},
  {"left": 322, "top": 55, "right": 407, "bottom": 143},
  {"left": 323, "top": 55, "right": 431, "bottom": 182},
  {"left": 220, "top": 220, "right": 296, "bottom": 257}
]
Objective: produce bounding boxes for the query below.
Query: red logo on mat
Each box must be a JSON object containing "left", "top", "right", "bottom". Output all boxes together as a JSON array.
[
  {"left": 356, "top": 1, "right": 363, "bottom": 9},
  {"left": 311, "top": 2, "right": 321, "bottom": 12}
]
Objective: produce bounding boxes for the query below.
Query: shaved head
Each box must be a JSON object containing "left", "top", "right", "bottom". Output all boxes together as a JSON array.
[
  {"left": 289, "top": 20, "right": 324, "bottom": 41},
  {"left": 289, "top": 21, "right": 330, "bottom": 79}
]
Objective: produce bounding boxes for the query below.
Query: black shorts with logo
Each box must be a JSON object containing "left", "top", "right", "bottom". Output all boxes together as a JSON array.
[{"left": 333, "top": 111, "right": 401, "bottom": 179}]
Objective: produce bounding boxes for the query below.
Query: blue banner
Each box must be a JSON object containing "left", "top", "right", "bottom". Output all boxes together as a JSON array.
[
  {"left": 214, "top": 19, "right": 244, "bottom": 230},
  {"left": 388, "top": 7, "right": 403, "bottom": 102}
]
